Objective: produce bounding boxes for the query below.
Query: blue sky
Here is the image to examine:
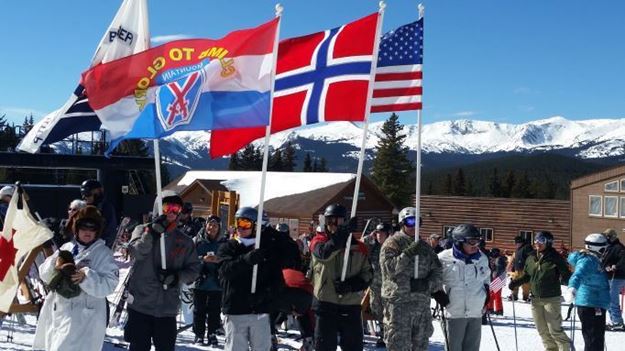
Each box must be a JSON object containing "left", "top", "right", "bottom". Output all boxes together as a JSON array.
[{"left": 1, "top": 0, "right": 624, "bottom": 126}]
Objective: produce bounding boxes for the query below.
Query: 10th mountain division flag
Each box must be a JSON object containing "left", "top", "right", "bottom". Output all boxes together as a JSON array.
[
  {"left": 81, "top": 18, "right": 279, "bottom": 156},
  {"left": 209, "top": 13, "right": 380, "bottom": 158},
  {"left": 17, "top": 0, "right": 150, "bottom": 153}
]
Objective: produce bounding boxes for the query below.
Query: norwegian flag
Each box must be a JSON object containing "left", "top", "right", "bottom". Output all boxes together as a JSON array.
[
  {"left": 489, "top": 274, "right": 507, "bottom": 293},
  {"left": 371, "top": 18, "right": 424, "bottom": 113},
  {"left": 209, "top": 13, "right": 379, "bottom": 158}
]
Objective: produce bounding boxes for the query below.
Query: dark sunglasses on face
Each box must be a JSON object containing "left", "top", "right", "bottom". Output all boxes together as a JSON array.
[
  {"left": 162, "top": 203, "right": 182, "bottom": 214},
  {"left": 404, "top": 216, "right": 416, "bottom": 228},
  {"left": 236, "top": 218, "right": 253, "bottom": 230}
]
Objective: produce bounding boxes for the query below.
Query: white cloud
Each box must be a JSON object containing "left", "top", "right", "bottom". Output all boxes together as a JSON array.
[
  {"left": 452, "top": 111, "right": 477, "bottom": 117},
  {"left": 151, "top": 34, "right": 191, "bottom": 45}
]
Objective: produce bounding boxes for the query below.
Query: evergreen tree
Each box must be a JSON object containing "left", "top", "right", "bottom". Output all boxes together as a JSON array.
[
  {"left": 489, "top": 168, "right": 503, "bottom": 197},
  {"left": 318, "top": 157, "right": 328, "bottom": 172},
  {"left": 303, "top": 152, "right": 313, "bottom": 172},
  {"left": 465, "top": 178, "right": 474, "bottom": 196},
  {"left": 371, "top": 113, "right": 414, "bottom": 207},
  {"left": 269, "top": 148, "right": 284, "bottom": 171},
  {"left": 426, "top": 181, "right": 433, "bottom": 195},
  {"left": 239, "top": 145, "right": 258, "bottom": 170},
  {"left": 283, "top": 141, "right": 297, "bottom": 171},
  {"left": 228, "top": 152, "right": 240, "bottom": 170},
  {"left": 312, "top": 158, "right": 318, "bottom": 172},
  {"left": 253, "top": 146, "right": 263, "bottom": 170},
  {"left": 511, "top": 171, "right": 532, "bottom": 198},
  {"left": 452, "top": 168, "right": 466, "bottom": 196},
  {"left": 113, "top": 140, "right": 149, "bottom": 156},
  {"left": 443, "top": 173, "right": 453, "bottom": 195},
  {"left": 502, "top": 170, "right": 516, "bottom": 198}
]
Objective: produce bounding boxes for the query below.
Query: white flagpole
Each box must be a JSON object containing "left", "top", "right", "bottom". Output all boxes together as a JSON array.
[
  {"left": 153, "top": 139, "right": 168, "bottom": 290},
  {"left": 251, "top": 4, "right": 283, "bottom": 294},
  {"left": 341, "top": 1, "right": 386, "bottom": 282},
  {"left": 414, "top": 3, "right": 425, "bottom": 278}
]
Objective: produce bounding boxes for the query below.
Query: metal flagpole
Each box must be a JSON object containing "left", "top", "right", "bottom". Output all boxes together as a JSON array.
[
  {"left": 251, "top": 4, "right": 283, "bottom": 294},
  {"left": 153, "top": 139, "right": 168, "bottom": 290},
  {"left": 414, "top": 3, "right": 425, "bottom": 278},
  {"left": 342, "top": 1, "right": 386, "bottom": 282}
]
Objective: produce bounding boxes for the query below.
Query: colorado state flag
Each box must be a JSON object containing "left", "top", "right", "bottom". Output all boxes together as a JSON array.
[{"left": 81, "top": 18, "right": 279, "bottom": 155}]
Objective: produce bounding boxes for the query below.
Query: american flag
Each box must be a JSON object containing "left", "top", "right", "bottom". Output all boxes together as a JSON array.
[
  {"left": 371, "top": 18, "right": 423, "bottom": 113},
  {"left": 490, "top": 274, "right": 507, "bottom": 293}
]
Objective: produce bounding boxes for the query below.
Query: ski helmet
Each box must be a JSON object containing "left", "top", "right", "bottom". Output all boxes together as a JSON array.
[
  {"left": 376, "top": 222, "right": 392, "bottom": 234},
  {"left": 398, "top": 207, "right": 416, "bottom": 225},
  {"left": 534, "top": 231, "right": 554, "bottom": 247},
  {"left": 324, "top": 203, "right": 347, "bottom": 219},
  {"left": 276, "top": 223, "right": 290, "bottom": 233},
  {"left": 584, "top": 233, "right": 608, "bottom": 254},
  {"left": 451, "top": 224, "right": 481, "bottom": 244},
  {"left": 80, "top": 179, "right": 102, "bottom": 197},
  {"left": 235, "top": 207, "right": 258, "bottom": 222},
  {"left": 182, "top": 202, "right": 193, "bottom": 214},
  {"left": 206, "top": 215, "right": 221, "bottom": 223}
]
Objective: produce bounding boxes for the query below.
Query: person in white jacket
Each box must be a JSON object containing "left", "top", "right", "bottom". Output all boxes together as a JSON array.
[
  {"left": 33, "top": 205, "right": 119, "bottom": 351},
  {"left": 438, "top": 224, "right": 491, "bottom": 351}
]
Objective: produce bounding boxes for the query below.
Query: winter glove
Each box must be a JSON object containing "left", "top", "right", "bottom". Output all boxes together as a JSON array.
[
  {"left": 431, "top": 290, "right": 450, "bottom": 307},
  {"left": 564, "top": 287, "right": 576, "bottom": 304},
  {"left": 483, "top": 284, "right": 490, "bottom": 308},
  {"left": 243, "top": 248, "right": 268, "bottom": 265},
  {"left": 403, "top": 240, "right": 427, "bottom": 257},
  {"left": 157, "top": 269, "right": 179, "bottom": 289},
  {"left": 149, "top": 215, "right": 169, "bottom": 237},
  {"left": 334, "top": 276, "right": 368, "bottom": 295},
  {"left": 508, "top": 280, "right": 519, "bottom": 291}
]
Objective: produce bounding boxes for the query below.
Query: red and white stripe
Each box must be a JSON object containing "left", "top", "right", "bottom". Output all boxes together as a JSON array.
[
  {"left": 489, "top": 274, "right": 507, "bottom": 293},
  {"left": 370, "top": 64, "right": 422, "bottom": 113}
]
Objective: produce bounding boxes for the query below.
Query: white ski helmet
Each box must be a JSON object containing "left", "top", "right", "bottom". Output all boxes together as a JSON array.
[
  {"left": 398, "top": 207, "right": 416, "bottom": 224},
  {"left": 584, "top": 233, "right": 608, "bottom": 254}
]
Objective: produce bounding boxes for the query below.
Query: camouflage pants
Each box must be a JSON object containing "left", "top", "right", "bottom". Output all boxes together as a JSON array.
[
  {"left": 369, "top": 287, "right": 384, "bottom": 322},
  {"left": 383, "top": 301, "right": 433, "bottom": 351}
]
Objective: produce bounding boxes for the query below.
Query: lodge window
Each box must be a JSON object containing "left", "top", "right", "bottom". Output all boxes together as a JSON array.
[
  {"left": 605, "top": 181, "right": 619, "bottom": 192},
  {"left": 589, "top": 195, "right": 602, "bottom": 217},
  {"left": 480, "top": 228, "right": 494, "bottom": 242},
  {"left": 605, "top": 196, "right": 618, "bottom": 218},
  {"left": 443, "top": 225, "right": 456, "bottom": 238},
  {"left": 519, "top": 230, "right": 533, "bottom": 243},
  {"left": 620, "top": 197, "right": 625, "bottom": 218},
  {"left": 621, "top": 179, "right": 625, "bottom": 192}
]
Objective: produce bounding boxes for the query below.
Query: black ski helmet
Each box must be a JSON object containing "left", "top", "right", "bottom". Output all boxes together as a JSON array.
[
  {"left": 324, "top": 203, "right": 347, "bottom": 219},
  {"left": 376, "top": 222, "right": 392, "bottom": 234},
  {"left": 534, "top": 231, "right": 554, "bottom": 247},
  {"left": 451, "top": 224, "right": 481, "bottom": 244},
  {"left": 182, "top": 202, "right": 193, "bottom": 214},
  {"left": 80, "top": 179, "right": 102, "bottom": 197}
]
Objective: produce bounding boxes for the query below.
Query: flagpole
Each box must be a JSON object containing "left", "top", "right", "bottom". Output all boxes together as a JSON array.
[
  {"left": 153, "top": 139, "right": 168, "bottom": 290},
  {"left": 251, "top": 4, "right": 283, "bottom": 294},
  {"left": 414, "top": 3, "right": 425, "bottom": 278},
  {"left": 341, "top": 1, "right": 386, "bottom": 282}
]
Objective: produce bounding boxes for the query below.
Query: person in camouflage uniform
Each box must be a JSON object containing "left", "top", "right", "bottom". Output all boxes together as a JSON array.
[
  {"left": 380, "top": 207, "right": 446, "bottom": 351},
  {"left": 362, "top": 222, "right": 392, "bottom": 347}
]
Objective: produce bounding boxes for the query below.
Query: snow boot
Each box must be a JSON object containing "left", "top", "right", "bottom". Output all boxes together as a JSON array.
[
  {"left": 607, "top": 322, "right": 625, "bottom": 331},
  {"left": 193, "top": 336, "right": 204, "bottom": 345},
  {"left": 207, "top": 333, "right": 219, "bottom": 346}
]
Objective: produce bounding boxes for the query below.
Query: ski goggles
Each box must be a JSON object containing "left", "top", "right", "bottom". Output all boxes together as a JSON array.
[
  {"left": 77, "top": 219, "right": 99, "bottom": 232},
  {"left": 404, "top": 216, "right": 416, "bottom": 228},
  {"left": 465, "top": 238, "right": 481, "bottom": 246},
  {"left": 162, "top": 203, "right": 182, "bottom": 214},
  {"left": 534, "top": 236, "right": 549, "bottom": 245},
  {"left": 236, "top": 218, "right": 254, "bottom": 230}
]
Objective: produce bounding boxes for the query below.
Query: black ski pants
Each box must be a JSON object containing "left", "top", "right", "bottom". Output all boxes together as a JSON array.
[
  {"left": 124, "top": 308, "right": 177, "bottom": 351},
  {"left": 314, "top": 304, "right": 363, "bottom": 351},
  {"left": 577, "top": 306, "right": 606, "bottom": 351},
  {"left": 192, "top": 290, "right": 222, "bottom": 337}
]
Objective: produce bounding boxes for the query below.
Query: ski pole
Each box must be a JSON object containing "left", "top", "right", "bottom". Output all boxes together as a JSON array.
[
  {"left": 486, "top": 312, "right": 501, "bottom": 351},
  {"left": 512, "top": 298, "right": 518, "bottom": 351},
  {"left": 440, "top": 307, "right": 450, "bottom": 351}
]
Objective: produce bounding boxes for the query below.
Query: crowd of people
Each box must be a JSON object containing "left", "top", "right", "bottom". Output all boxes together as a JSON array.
[{"left": 13, "top": 178, "right": 625, "bottom": 351}]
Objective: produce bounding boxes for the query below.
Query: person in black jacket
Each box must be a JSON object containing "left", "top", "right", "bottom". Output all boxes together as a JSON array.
[
  {"left": 217, "top": 207, "right": 286, "bottom": 350},
  {"left": 601, "top": 228, "right": 625, "bottom": 330},
  {"left": 509, "top": 235, "right": 534, "bottom": 302},
  {"left": 80, "top": 179, "right": 117, "bottom": 248}
]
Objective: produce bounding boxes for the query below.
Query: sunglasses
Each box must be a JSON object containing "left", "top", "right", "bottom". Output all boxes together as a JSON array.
[
  {"left": 404, "top": 216, "right": 416, "bottom": 228},
  {"left": 465, "top": 238, "right": 481, "bottom": 246},
  {"left": 236, "top": 218, "right": 253, "bottom": 230},
  {"left": 68, "top": 207, "right": 79, "bottom": 212},
  {"left": 162, "top": 203, "right": 182, "bottom": 214}
]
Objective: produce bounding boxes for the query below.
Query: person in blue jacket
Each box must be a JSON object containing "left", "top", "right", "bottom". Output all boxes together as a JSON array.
[
  {"left": 566, "top": 233, "right": 610, "bottom": 351},
  {"left": 192, "top": 215, "right": 227, "bottom": 346}
]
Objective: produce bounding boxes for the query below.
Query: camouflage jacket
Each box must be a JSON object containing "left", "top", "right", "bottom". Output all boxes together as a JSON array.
[{"left": 380, "top": 231, "right": 443, "bottom": 304}]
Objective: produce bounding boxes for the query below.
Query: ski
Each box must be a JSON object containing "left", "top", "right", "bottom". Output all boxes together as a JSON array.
[
  {"left": 111, "top": 217, "right": 132, "bottom": 254},
  {"left": 108, "top": 267, "right": 133, "bottom": 328},
  {"left": 177, "top": 323, "right": 193, "bottom": 334}
]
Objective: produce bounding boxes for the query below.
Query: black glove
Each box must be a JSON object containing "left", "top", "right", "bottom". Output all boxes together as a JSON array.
[
  {"left": 334, "top": 279, "right": 351, "bottom": 295},
  {"left": 484, "top": 284, "right": 490, "bottom": 308},
  {"left": 157, "top": 269, "right": 179, "bottom": 288},
  {"left": 334, "top": 276, "right": 368, "bottom": 295},
  {"left": 431, "top": 290, "right": 450, "bottom": 307},
  {"left": 508, "top": 280, "right": 519, "bottom": 291},
  {"left": 403, "top": 240, "right": 425, "bottom": 257},
  {"left": 150, "top": 215, "right": 169, "bottom": 236},
  {"left": 243, "top": 248, "right": 268, "bottom": 265},
  {"left": 332, "top": 227, "right": 351, "bottom": 247}
]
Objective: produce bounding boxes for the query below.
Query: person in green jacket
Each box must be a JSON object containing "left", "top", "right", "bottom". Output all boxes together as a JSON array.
[{"left": 509, "top": 231, "right": 572, "bottom": 351}]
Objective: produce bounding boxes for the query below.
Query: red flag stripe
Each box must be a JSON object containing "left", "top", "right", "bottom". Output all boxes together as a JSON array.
[
  {"left": 374, "top": 71, "right": 422, "bottom": 82},
  {"left": 372, "top": 87, "right": 422, "bottom": 98},
  {"left": 370, "top": 102, "right": 422, "bottom": 113}
]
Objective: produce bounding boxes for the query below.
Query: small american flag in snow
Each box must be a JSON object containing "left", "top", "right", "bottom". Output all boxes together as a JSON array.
[
  {"left": 371, "top": 18, "right": 423, "bottom": 113},
  {"left": 490, "top": 274, "right": 507, "bottom": 293}
]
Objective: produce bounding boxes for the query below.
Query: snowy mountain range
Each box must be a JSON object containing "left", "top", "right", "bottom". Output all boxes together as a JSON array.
[{"left": 155, "top": 116, "right": 625, "bottom": 170}]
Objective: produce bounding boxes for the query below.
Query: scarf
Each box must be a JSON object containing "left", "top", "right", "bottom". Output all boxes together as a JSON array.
[{"left": 452, "top": 243, "right": 482, "bottom": 264}]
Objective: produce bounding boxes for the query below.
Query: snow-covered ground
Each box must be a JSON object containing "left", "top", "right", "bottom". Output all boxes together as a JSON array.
[{"left": 1, "top": 286, "right": 623, "bottom": 350}]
